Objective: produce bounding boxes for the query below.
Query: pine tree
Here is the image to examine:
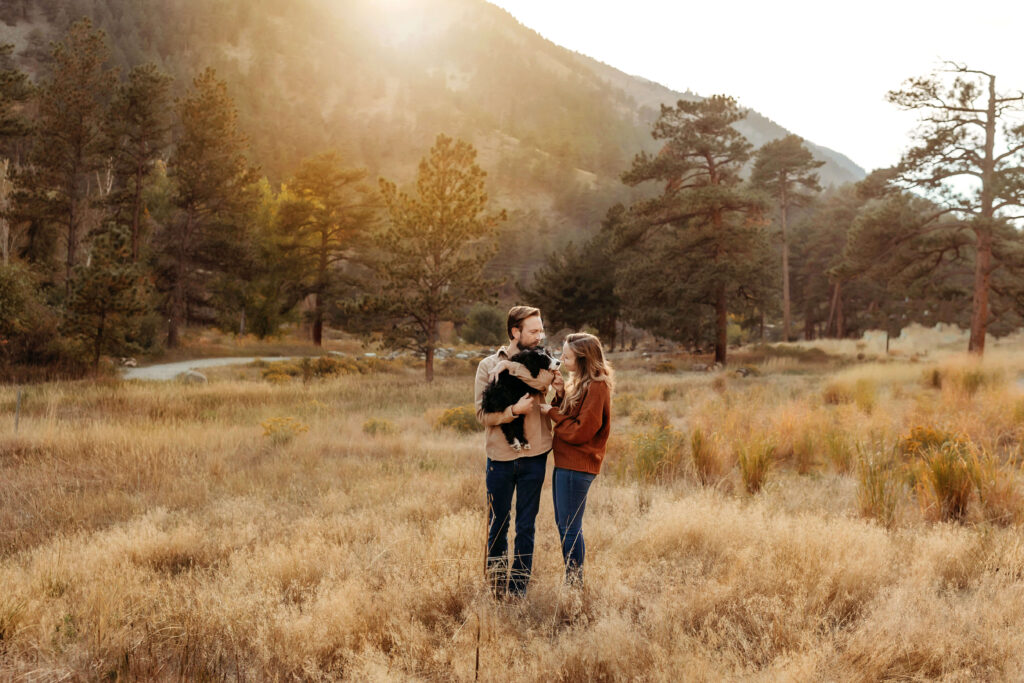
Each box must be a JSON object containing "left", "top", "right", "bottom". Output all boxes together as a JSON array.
[
  {"left": 375, "top": 134, "right": 504, "bottom": 381},
  {"left": 27, "top": 19, "right": 117, "bottom": 300},
  {"left": 158, "top": 67, "right": 258, "bottom": 348},
  {"left": 276, "top": 152, "right": 377, "bottom": 345},
  {"left": 751, "top": 135, "right": 823, "bottom": 341},
  {"left": 887, "top": 63, "right": 1024, "bottom": 354},
  {"left": 520, "top": 205, "right": 622, "bottom": 348},
  {"left": 64, "top": 222, "right": 149, "bottom": 368},
  {"left": 620, "top": 95, "right": 769, "bottom": 364},
  {"left": 105, "top": 63, "right": 173, "bottom": 261}
]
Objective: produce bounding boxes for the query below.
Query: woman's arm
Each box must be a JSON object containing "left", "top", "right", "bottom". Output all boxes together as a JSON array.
[{"left": 547, "top": 381, "right": 609, "bottom": 445}]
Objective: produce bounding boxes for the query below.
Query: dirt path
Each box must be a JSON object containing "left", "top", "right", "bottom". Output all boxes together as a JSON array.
[{"left": 121, "top": 356, "right": 300, "bottom": 381}]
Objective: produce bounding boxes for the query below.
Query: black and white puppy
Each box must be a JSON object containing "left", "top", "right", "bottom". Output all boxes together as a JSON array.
[{"left": 481, "top": 347, "right": 561, "bottom": 451}]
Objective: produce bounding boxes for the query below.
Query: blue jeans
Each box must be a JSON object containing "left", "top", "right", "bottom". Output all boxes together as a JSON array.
[
  {"left": 486, "top": 451, "right": 548, "bottom": 597},
  {"left": 552, "top": 467, "right": 596, "bottom": 585}
]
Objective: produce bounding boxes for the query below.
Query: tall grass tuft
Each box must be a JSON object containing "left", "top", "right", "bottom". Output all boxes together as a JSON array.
[
  {"left": 914, "top": 442, "right": 976, "bottom": 523},
  {"left": 690, "top": 427, "right": 727, "bottom": 486},
  {"left": 737, "top": 438, "right": 774, "bottom": 494},
  {"left": 856, "top": 448, "right": 901, "bottom": 528},
  {"left": 632, "top": 426, "right": 685, "bottom": 483}
]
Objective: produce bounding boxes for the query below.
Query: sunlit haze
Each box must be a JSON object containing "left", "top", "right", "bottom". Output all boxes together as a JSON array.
[{"left": 486, "top": 0, "right": 1024, "bottom": 173}]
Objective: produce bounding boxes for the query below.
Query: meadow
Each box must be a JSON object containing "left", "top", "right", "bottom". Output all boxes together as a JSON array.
[{"left": 4, "top": 343, "right": 1024, "bottom": 680}]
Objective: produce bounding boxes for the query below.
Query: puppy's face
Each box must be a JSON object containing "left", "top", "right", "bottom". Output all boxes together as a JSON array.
[{"left": 512, "top": 348, "right": 560, "bottom": 377}]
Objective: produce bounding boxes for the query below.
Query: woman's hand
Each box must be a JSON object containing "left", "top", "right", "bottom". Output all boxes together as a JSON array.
[
  {"left": 538, "top": 403, "right": 553, "bottom": 416},
  {"left": 551, "top": 372, "right": 565, "bottom": 397},
  {"left": 488, "top": 360, "right": 512, "bottom": 382}
]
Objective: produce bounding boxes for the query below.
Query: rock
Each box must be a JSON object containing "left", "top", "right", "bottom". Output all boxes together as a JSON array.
[
  {"left": 119, "top": 357, "right": 137, "bottom": 367},
  {"left": 328, "top": 351, "right": 348, "bottom": 358},
  {"left": 177, "top": 370, "right": 208, "bottom": 384},
  {"left": 455, "top": 352, "right": 470, "bottom": 359},
  {"left": 363, "top": 352, "right": 377, "bottom": 358}
]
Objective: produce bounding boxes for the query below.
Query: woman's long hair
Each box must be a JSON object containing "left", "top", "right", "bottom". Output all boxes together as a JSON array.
[{"left": 562, "top": 332, "right": 614, "bottom": 413}]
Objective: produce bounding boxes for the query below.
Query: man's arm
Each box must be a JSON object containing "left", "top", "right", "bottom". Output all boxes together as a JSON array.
[{"left": 475, "top": 360, "right": 517, "bottom": 427}]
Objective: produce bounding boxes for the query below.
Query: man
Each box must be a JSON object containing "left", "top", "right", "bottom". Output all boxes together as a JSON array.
[{"left": 474, "top": 305, "right": 564, "bottom": 598}]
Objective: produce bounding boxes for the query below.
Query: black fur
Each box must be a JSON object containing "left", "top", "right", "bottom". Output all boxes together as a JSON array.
[{"left": 481, "top": 347, "right": 560, "bottom": 451}]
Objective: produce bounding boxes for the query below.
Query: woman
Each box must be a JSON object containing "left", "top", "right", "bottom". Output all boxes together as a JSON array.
[{"left": 540, "top": 332, "right": 613, "bottom": 588}]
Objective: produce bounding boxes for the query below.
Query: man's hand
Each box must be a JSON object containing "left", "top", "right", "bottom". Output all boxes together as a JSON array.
[
  {"left": 511, "top": 393, "right": 533, "bottom": 415},
  {"left": 538, "top": 403, "right": 553, "bottom": 416},
  {"left": 551, "top": 372, "right": 565, "bottom": 397},
  {"left": 487, "top": 360, "right": 512, "bottom": 383}
]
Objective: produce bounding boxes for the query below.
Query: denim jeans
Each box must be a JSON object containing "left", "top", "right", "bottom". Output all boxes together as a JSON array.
[
  {"left": 552, "top": 467, "right": 596, "bottom": 585},
  {"left": 486, "top": 451, "right": 548, "bottom": 597}
]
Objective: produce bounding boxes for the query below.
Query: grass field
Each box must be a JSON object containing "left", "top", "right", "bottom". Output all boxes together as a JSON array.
[{"left": 4, "top": 344, "right": 1024, "bottom": 680}]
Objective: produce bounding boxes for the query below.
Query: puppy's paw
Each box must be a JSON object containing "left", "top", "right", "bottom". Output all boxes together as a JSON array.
[
  {"left": 522, "top": 443, "right": 531, "bottom": 451},
  {"left": 512, "top": 439, "right": 523, "bottom": 452}
]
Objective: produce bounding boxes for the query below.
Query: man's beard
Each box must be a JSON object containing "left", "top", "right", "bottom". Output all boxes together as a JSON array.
[{"left": 519, "top": 338, "right": 542, "bottom": 350}]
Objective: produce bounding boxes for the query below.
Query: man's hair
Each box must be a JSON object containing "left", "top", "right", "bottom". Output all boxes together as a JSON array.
[{"left": 507, "top": 305, "right": 541, "bottom": 341}]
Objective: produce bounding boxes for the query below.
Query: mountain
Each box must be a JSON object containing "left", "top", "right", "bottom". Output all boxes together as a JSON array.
[{"left": 0, "top": 0, "right": 865, "bottom": 284}]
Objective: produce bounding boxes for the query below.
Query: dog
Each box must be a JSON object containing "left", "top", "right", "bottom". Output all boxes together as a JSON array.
[{"left": 481, "top": 347, "right": 561, "bottom": 451}]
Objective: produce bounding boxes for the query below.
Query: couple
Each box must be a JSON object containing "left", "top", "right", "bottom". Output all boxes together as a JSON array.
[{"left": 473, "top": 305, "right": 614, "bottom": 598}]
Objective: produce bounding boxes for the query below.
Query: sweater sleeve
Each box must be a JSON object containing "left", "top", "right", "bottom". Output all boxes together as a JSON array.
[
  {"left": 548, "top": 381, "right": 608, "bottom": 446},
  {"left": 475, "top": 360, "right": 516, "bottom": 426}
]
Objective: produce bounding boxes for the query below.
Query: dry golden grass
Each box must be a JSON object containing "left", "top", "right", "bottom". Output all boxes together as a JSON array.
[{"left": 4, "top": 348, "right": 1024, "bottom": 679}]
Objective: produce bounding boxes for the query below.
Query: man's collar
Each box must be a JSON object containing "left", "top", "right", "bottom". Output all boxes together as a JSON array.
[{"left": 499, "top": 342, "right": 520, "bottom": 358}]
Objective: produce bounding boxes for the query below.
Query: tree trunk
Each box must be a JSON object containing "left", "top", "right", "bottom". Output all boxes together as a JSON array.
[
  {"left": 780, "top": 184, "right": 792, "bottom": 341},
  {"left": 312, "top": 294, "right": 323, "bottom": 346},
  {"left": 969, "top": 229, "right": 992, "bottom": 354},
  {"left": 715, "top": 284, "right": 727, "bottom": 365},
  {"left": 239, "top": 308, "right": 246, "bottom": 336},
  {"left": 425, "top": 345, "right": 434, "bottom": 382}
]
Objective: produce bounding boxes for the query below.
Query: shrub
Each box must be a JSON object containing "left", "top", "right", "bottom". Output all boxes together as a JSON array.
[
  {"left": 460, "top": 303, "right": 505, "bottom": 346},
  {"left": 853, "top": 379, "right": 876, "bottom": 414},
  {"left": 737, "top": 439, "right": 774, "bottom": 494},
  {"left": 260, "top": 417, "right": 309, "bottom": 446},
  {"left": 652, "top": 361, "right": 676, "bottom": 374},
  {"left": 363, "top": 418, "right": 397, "bottom": 436},
  {"left": 435, "top": 405, "right": 483, "bottom": 433},
  {"left": 263, "top": 370, "right": 292, "bottom": 384},
  {"left": 897, "top": 425, "right": 967, "bottom": 460},
  {"left": 633, "top": 426, "right": 685, "bottom": 483}
]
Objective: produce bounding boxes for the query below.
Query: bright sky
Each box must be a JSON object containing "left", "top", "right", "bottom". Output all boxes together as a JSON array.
[{"left": 486, "top": 0, "right": 1024, "bottom": 173}]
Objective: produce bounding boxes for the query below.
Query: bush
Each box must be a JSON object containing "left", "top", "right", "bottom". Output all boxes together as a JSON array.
[
  {"left": 435, "top": 405, "right": 483, "bottom": 433},
  {"left": 260, "top": 417, "right": 309, "bottom": 446},
  {"left": 460, "top": 303, "right": 505, "bottom": 346},
  {"left": 652, "top": 361, "right": 676, "bottom": 373},
  {"left": 971, "top": 451, "right": 1024, "bottom": 526},
  {"left": 363, "top": 418, "right": 397, "bottom": 436},
  {"left": 633, "top": 426, "right": 685, "bottom": 483},
  {"left": 822, "top": 382, "right": 853, "bottom": 405},
  {"left": 614, "top": 393, "right": 641, "bottom": 418},
  {"left": 824, "top": 429, "right": 853, "bottom": 473}
]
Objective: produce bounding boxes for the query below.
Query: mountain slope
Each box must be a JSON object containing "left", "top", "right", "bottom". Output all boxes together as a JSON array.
[{"left": 0, "top": 0, "right": 865, "bottom": 282}]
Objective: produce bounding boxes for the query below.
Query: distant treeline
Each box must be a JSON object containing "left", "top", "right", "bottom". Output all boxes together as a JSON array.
[{"left": 2, "top": 17, "right": 1023, "bottom": 380}]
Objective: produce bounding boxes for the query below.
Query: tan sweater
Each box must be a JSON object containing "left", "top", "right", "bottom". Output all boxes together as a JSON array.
[{"left": 474, "top": 344, "right": 555, "bottom": 461}]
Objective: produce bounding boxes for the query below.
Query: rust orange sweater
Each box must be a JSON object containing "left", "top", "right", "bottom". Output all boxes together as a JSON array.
[{"left": 547, "top": 379, "right": 611, "bottom": 475}]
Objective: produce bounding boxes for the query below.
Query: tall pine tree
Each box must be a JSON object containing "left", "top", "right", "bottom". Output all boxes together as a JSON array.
[
  {"left": 158, "top": 68, "right": 258, "bottom": 348},
  {"left": 620, "top": 95, "right": 769, "bottom": 364}
]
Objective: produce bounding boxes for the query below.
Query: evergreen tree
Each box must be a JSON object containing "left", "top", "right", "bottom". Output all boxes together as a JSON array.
[
  {"left": 105, "top": 63, "right": 174, "bottom": 261},
  {"left": 887, "top": 63, "right": 1024, "bottom": 354},
  {"left": 63, "top": 222, "right": 149, "bottom": 368},
  {"left": 27, "top": 19, "right": 117, "bottom": 299},
  {"left": 158, "top": 67, "right": 258, "bottom": 348},
  {"left": 375, "top": 134, "right": 504, "bottom": 381},
  {"left": 751, "top": 134, "right": 823, "bottom": 341},
  {"left": 276, "top": 151, "right": 377, "bottom": 345},
  {"left": 0, "top": 43, "right": 31, "bottom": 159},
  {"left": 619, "top": 95, "right": 770, "bottom": 364},
  {"left": 520, "top": 205, "right": 622, "bottom": 348}
]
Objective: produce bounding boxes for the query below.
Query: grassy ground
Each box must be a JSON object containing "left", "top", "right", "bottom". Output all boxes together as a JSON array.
[{"left": 3, "top": 346, "right": 1024, "bottom": 680}]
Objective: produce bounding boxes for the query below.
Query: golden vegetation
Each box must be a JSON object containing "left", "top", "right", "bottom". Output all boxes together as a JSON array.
[{"left": 3, "top": 350, "right": 1024, "bottom": 678}]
